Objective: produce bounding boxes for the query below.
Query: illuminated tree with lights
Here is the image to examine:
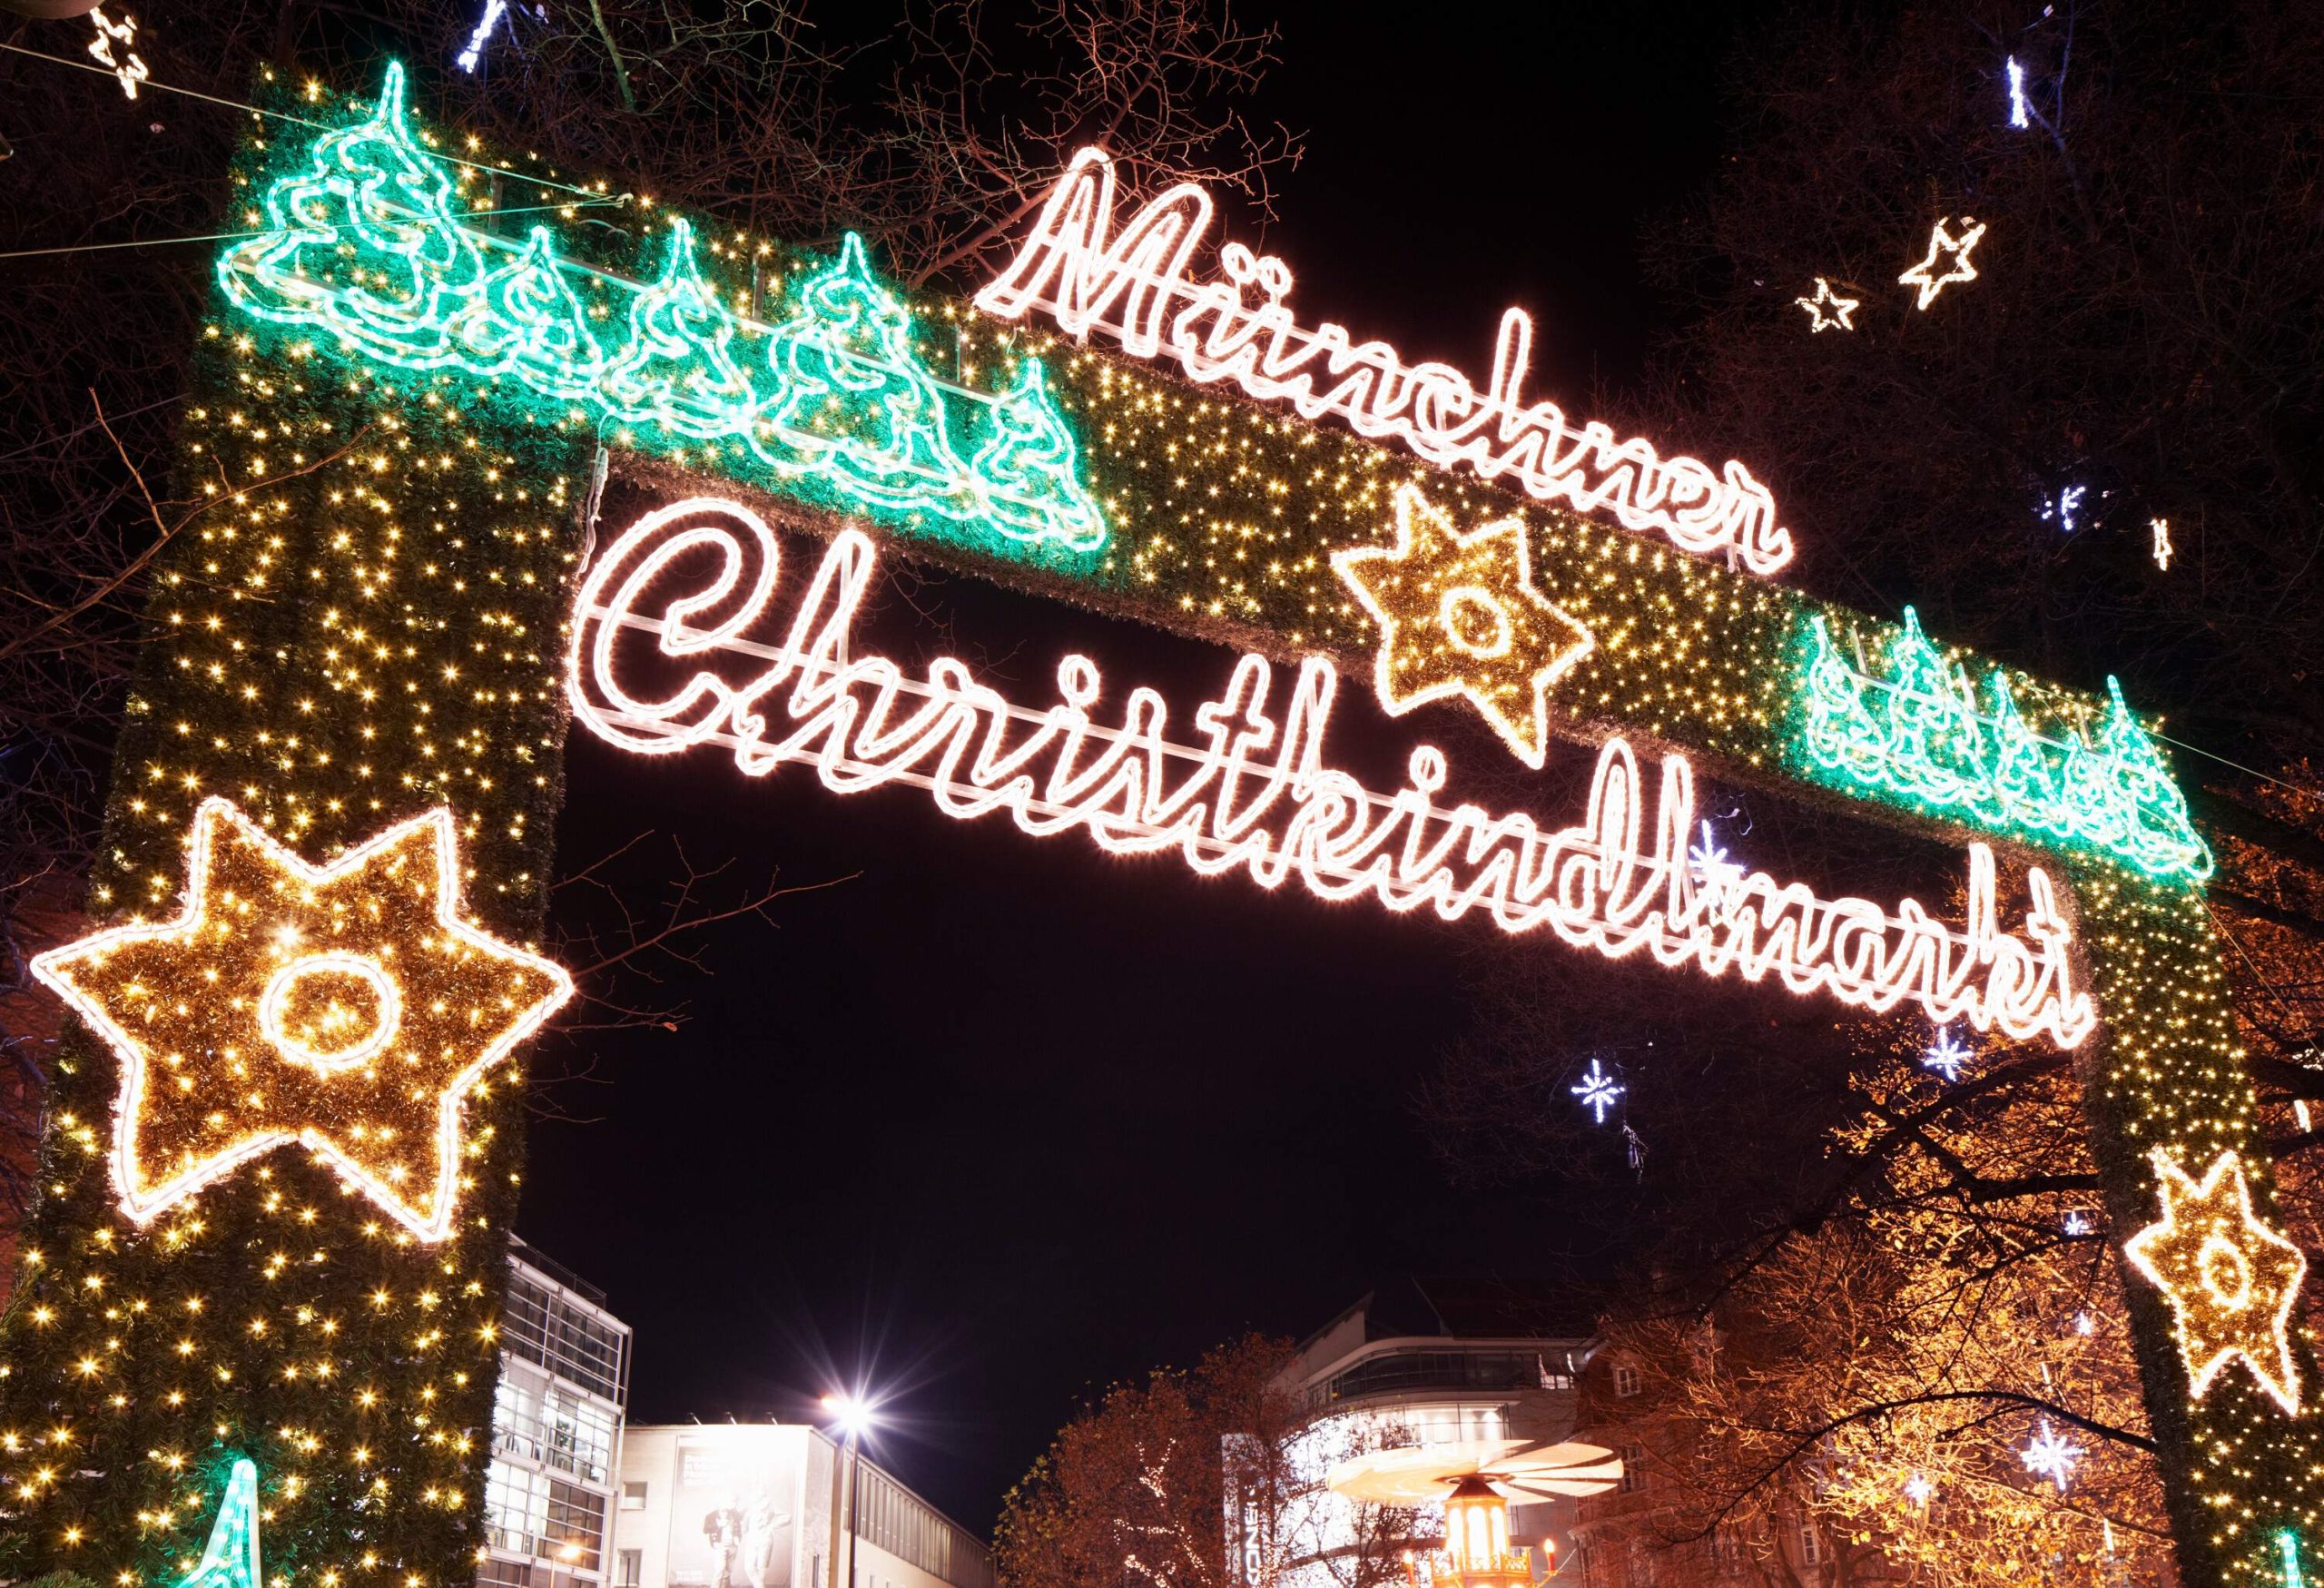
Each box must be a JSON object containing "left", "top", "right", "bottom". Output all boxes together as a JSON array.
[
  {"left": 217, "top": 61, "right": 485, "bottom": 364},
  {"left": 1876, "top": 607, "right": 1987, "bottom": 807},
  {"left": 601, "top": 218, "right": 760, "bottom": 441},
  {"left": 970, "top": 359, "right": 1108, "bottom": 550},
  {"left": 1556, "top": 1018, "right": 2174, "bottom": 1587},
  {"left": 1984, "top": 672, "right": 2060, "bottom": 831},
  {"left": 996, "top": 1336, "right": 1422, "bottom": 1588},
  {"left": 759, "top": 232, "right": 978, "bottom": 516},
  {"left": 453, "top": 226, "right": 607, "bottom": 403},
  {"left": 1800, "top": 616, "right": 1888, "bottom": 781}
]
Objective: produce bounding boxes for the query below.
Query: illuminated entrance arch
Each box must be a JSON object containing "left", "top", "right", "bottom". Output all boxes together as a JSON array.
[{"left": 0, "top": 64, "right": 2303, "bottom": 1588}]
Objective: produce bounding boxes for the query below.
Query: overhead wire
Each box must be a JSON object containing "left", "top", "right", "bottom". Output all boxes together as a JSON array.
[
  {"left": 0, "top": 39, "right": 618, "bottom": 200},
  {"left": 0, "top": 200, "right": 625, "bottom": 263}
]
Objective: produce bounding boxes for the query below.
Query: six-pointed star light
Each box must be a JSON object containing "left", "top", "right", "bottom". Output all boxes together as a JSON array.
[
  {"left": 2122, "top": 1148, "right": 2309, "bottom": 1415},
  {"left": 31, "top": 797, "right": 572, "bottom": 1242},
  {"left": 1330, "top": 483, "right": 1594, "bottom": 769},
  {"left": 1899, "top": 217, "right": 1988, "bottom": 311},
  {"left": 1796, "top": 276, "right": 1859, "bottom": 331}
]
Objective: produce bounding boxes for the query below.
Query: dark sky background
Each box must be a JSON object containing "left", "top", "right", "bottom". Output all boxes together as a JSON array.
[{"left": 516, "top": 0, "right": 1783, "bottom": 1533}]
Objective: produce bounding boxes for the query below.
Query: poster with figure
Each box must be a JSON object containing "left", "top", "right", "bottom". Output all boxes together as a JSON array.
[{"left": 666, "top": 1432, "right": 803, "bottom": 1588}]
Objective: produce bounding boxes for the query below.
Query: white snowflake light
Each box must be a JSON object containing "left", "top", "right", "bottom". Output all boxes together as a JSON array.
[
  {"left": 2040, "top": 483, "right": 2088, "bottom": 533},
  {"left": 1904, "top": 1472, "right": 1934, "bottom": 1507},
  {"left": 2063, "top": 1208, "right": 2093, "bottom": 1237},
  {"left": 457, "top": 0, "right": 508, "bottom": 73},
  {"left": 1687, "top": 820, "right": 1743, "bottom": 899},
  {"left": 1572, "top": 1059, "right": 1625, "bottom": 1126},
  {"left": 2020, "top": 1418, "right": 2084, "bottom": 1492},
  {"left": 1922, "top": 1028, "right": 1974, "bottom": 1081}
]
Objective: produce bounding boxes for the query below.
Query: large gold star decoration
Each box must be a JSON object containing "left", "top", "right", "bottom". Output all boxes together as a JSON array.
[
  {"left": 2122, "top": 1148, "right": 2309, "bottom": 1415},
  {"left": 1330, "top": 483, "right": 1594, "bottom": 769},
  {"left": 1899, "top": 216, "right": 1987, "bottom": 311},
  {"left": 31, "top": 798, "right": 572, "bottom": 1242}
]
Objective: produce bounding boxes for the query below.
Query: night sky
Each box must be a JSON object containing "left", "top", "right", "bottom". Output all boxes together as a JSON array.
[{"left": 514, "top": 1, "right": 1780, "bottom": 1532}]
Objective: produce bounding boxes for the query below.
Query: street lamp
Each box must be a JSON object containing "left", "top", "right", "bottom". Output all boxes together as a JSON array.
[{"left": 821, "top": 1394, "right": 876, "bottom": 1588}]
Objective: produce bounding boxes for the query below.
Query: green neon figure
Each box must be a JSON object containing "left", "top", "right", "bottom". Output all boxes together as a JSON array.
[
  {"left": 170, "top": 1457, "right": 262, "bottom": 1588},
  {"left": 969, "top": 359, "right": 1108, "bottom": 551},
  {"left": 601, "top": 219, "right": 761, "bottom": 442},
  {"left": 758, "top": 232, "right": 978, "bottom": 517},
  {"left": 217, "top": 67, "right": 1108, "bottom": 560},
  {"left": 1877, "top": 607, "right": 1987, "bottom": 808},
  {"left": 2056, "top": 720, "right": 2132, "bottom": 851},
  {"left": 453, "top": 226, "right": 606, "bottom": 404},
  {"left": 2283, "top": 1529, "right": 2307, "bottom": 1588},
  {"left": 1982, "top": 669, "right": 2059, "bottom": 832},
  {"left": 1802, "top": 616, "right": 1889, "bottom": 782},
  {"left": 2097, "top": 675, "right": 2213, "bottom": 878},
  {"left": 1795, "top": 607, "right": 2211, "bottom": 882},
  {"left": 218, "top": 60, "right": 485, "bottom": 366}
]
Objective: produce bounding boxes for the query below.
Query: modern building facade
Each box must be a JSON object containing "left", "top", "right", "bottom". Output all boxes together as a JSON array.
[
  {"left": 1259, "top": 1280, "right": 1600, "bottom": 1586},
  {"left": 612, "top": 1423, "right": 996, "bottom": 1588},
  {"left": 478, "top": 1238, "right": 635, "bottom": 1588}
]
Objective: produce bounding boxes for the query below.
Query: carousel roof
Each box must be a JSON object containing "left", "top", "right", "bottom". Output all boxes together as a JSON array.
[{"left": 1324, "top": 1438, "right": 1623, "bottom": 1505}]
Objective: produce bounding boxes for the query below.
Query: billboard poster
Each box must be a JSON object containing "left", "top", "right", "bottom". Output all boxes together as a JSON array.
[{"left": 665, "top": 1432, "right": 803, "bottom": 1588}]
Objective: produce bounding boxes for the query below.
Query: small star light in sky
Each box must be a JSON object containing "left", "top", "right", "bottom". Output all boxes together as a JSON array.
[
  {"left": 1795, "top": 277, "right": 1859, "bottom": 332},
  {"left": 2020, "top": 1418, "right": 2084, "bottom": 1492},
  {"left": 1571, "top": 1059, "right": 1625, "bottom": 1125},
  {"left": 1899, "top": 217, "right": 1987, "bottom": 310},
  {"left": 1921, "top": 1027, "right": 1974, "bottom": 1081},
  {"left": 86, "top": 5, "right": 149, "bottom": 100}
]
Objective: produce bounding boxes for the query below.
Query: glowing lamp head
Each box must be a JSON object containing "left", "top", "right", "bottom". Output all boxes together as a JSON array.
[{"left": 820, "top": 1393, "right": 875, "bottom": 1437}]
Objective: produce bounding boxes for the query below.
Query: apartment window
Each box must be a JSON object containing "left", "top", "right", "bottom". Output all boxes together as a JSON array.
[
  {"left": 616, "top": 1550, "right": 641, "bottom": 1587},
  {"left": 1617, "top": 1443, "right": 1647, "bottom": 1494},
  {"left": 1799, "top": 1521, "right": 1822, "bottom": 1564},
  {"left": 1612, "top": 1363, "right": 1641, "bottom": 1398},
  {"left": 621, "top": 1481, "right": 647, "bottom": 1511}
]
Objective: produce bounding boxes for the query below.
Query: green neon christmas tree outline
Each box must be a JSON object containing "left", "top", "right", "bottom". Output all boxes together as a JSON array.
[
  {"left": 1795, "top": 609, "right": 2211, "bottom": 881},
  {"left": 217, "top": 60, "right": 486, "bottom": 367},
  {"left": 2056, "top": 718, "right": 2132, "bottom": 850},
  {"left": 1983, "top": 669, "right": 2060, "bottom": 832},
  {"left": 756, "top": 232, "right": 980, "bottom": 518},
  {"left": 216, "top": 68, "right": 1113, "bottom": 557},
  {"left": 452, "top": 225, "right": 606, "bottom": 405},
  {"left": 600, "top": 218, "right": 761, "bottom": 442},
  {"left": 1801, "top": 615, "right": 1890, "bottom": 782},
  {"left": 1877, "top": 607, "right": 1987, "bottom": 808},
  {"left": 968, "top": 358, "right": 1108, "bottom": 551},
  {"left": 171, "top": 1456, "right": 262, "bottom": 1588},
  {"left": 2095, "top": 675, "right": 2212, "bottom": 877}
]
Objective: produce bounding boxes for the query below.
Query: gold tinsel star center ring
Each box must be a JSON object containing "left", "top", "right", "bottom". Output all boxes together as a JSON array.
[
  {"left": 1332, "top": 481, "right": 1595, "bottom": 770},
  {"left": 31, "top": 797, "right": 574, "bottom": 1242}
]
